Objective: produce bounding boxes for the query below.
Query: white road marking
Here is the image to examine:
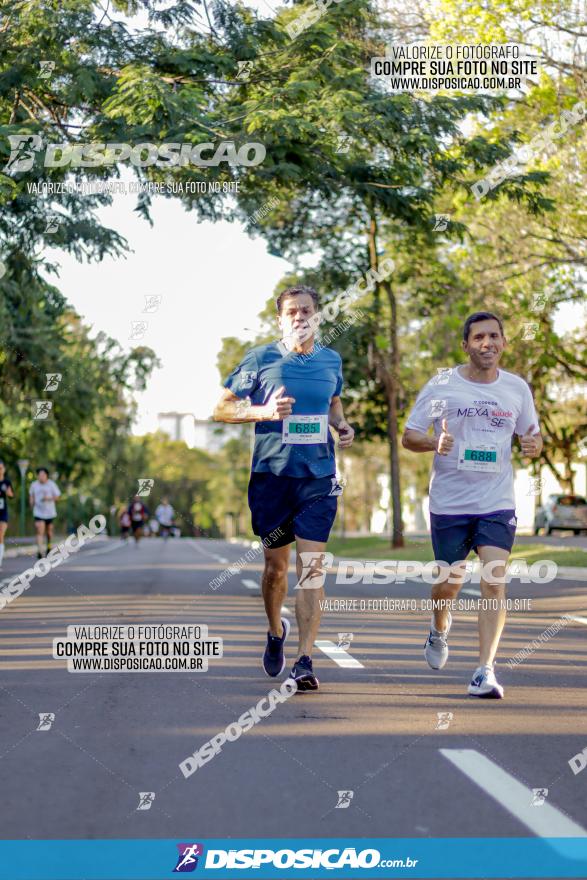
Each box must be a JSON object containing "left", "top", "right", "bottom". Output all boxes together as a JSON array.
[
  {"left": 81, "top": 541, "right": 128, "bottom": 558},
  {"left": 215, "top": 556, "right": 229, "bottom": 563},
  {"left": 440, "top": 749, "right": 587, "bottom": 838},
  {"left": 187, "top": 539, "right": 220, "bottom": 559},
  {"left": 461, "top": 587, "right": 481, "bottom": 596},
  {"left": 314, "top": 639, "right": 364, "bottom": 668},
  {"left": 281, "top": 606, "right": 291, "bottom": 615},
  {"left": 568, "top": 615, "right": 587, "bottom": 625},
  {"left": 242, "top": 579, "right": 260, "bottom": 590}
]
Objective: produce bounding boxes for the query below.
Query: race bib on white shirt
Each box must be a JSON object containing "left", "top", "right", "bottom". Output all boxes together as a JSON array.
[
  {"left": 282, "top": 415, "right": 328, "bottom": 444},
  {"left": 457, "top": 441, "right": 500, "bottom": 473}
]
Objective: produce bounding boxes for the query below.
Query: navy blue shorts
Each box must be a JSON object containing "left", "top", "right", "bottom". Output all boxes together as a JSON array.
[
  {"left": 248, "top": 472, "right": 340, "bottom": 548},
  {"left": 430, "top": 509, "right": 517, "bottom": 564}
]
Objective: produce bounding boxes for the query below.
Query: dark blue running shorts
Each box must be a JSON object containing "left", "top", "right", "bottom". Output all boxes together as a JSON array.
[
  {"left": 248, "top": 472, "right": 341, "bottom": 548},
  {"left": 430, "top": 509, "right": 517, "bottom": 564}
]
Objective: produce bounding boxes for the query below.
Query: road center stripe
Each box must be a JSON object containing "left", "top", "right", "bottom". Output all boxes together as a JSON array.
[
  {"left": 314, "top": 639, "right": 364, "bottom": 668},
  {"left": 440, "top": 748, "right": 587, "bottom": 838},
  {"left": 242, "top": 579, "right": 260, "bottom": 590}
]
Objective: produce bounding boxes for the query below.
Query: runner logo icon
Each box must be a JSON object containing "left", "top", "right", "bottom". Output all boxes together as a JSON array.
[{"left": 173, "top": 843, "right": 204, "bottom": 872}]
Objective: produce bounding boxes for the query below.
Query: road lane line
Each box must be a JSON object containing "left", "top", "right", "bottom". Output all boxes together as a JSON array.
[
  {"left": 281, "top": 606, "right": 291, "bottom": 615},
  {"left": 82, "top": 541, "right": 129, "bottom": 558},
  {"left": 242, "top": 579, "right": 260, "bottom": 590},
  {"left": 187, "top": 539, "right": 221, "bottom": 559},
  {"left": 440, "top": 748, "right": 587, "bottom": 838},
  {"left": 461, "top": 587, "right": 481, "bottom": 596},
  {"left": 314, "top": 639, "right": 364, "bottom": 668},
  {"left": 568, "top": 615, "right": 587, "bottom": 625}
]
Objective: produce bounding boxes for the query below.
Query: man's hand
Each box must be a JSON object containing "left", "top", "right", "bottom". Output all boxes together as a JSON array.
[
  {"left": 335, "top": 420, "right": 354, "bottom": 449},
  {"left": 265, "top": 385, "right": 295, "bottom": 420},
  {"left": 520, "top": 424, "right": 541, "bottom": 458},
  {"left": 437, "top": 418, "right": 454, "bottom": 455}
]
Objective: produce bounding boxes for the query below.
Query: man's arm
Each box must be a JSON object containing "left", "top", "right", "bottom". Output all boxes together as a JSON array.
[
  {"left": 213, "top": 387, "right": 294, "bottom": 424},
  {"left": 402, "top": 428, "right": 437, "bottom": 452},
  {"left": 329, "top": 396, "right": 354, "bottom": 448},
  {"left": 402, "top": 422, "right": 454, "bottom": 455}
]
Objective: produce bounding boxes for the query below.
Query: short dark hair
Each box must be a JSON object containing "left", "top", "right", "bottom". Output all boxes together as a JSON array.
[
  {"left": 463, "top": 311, "right": 504, "bottom": 341},
  {"left": 36, "top": 466, "right": 49, "bottom": 476},
  {"left": 276, "top": 285, "right": 319, "bottom": 314}
]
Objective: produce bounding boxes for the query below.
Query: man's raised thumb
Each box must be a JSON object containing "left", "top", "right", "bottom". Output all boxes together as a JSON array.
[
  {"left": 524, "top": 423, "right": 536, "bottom": 436},
  {"left": 441, "top": 418, "right": 449, "bottom": 433}
]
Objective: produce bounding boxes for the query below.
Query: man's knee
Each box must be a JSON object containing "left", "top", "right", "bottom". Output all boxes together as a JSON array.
[
  {"left": 480, "top": 581, "right": 506, "bottom": 599},
  {"left": 264, "top": 556, "right": 289, "bottom": 582},
  {"left": 434, "top": 580, "right": 461, "bottom": 598},
  {"left": 434, "top": 562, "right": 466, "bottom": 594}
]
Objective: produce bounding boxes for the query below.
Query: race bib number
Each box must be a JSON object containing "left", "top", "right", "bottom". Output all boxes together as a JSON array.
[
  {"left": 458, "top": 442, "right": 500, "bottom": 473},
  {"left": 282, "top": 415, "right": 328, "bottom": 445}
]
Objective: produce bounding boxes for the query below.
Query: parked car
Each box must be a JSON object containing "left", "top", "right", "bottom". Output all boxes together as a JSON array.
[{"left": 534, "top": 494, "right": 587, "bottom": 535}]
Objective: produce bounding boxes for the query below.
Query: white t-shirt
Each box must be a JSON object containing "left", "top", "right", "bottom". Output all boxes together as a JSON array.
[
  {"left": 30, "top": 479, "right": 60, "bottom": 519},
  {"left": 405, "top": 366, "right": 539, "bottom": 515},
  {"left": 155, "top": 503, "right": 174, "bottom": 526}
]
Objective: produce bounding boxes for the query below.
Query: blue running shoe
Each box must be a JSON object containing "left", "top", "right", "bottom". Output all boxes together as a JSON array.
[
  {"left": 262, "top": 618, "right": 290, "bottom": 677},
  {"left": 288, "top": 654, "right": 319, "bottom": 692}
]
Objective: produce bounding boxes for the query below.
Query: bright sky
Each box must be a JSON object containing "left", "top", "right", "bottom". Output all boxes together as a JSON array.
[
  {"left": 51, "top": 181, "right": 289, "bottom": 429},
  {"left": 43, "top": 1, "right": 584, "bottom": 436}
]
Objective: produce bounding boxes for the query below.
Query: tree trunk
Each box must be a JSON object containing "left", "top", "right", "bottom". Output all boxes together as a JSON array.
[
  {"left": 385, "top": 280, "right": 404, "bottom": 547},
  {"left": 367, "top": 210, "right": 404, "bottom": 548}
]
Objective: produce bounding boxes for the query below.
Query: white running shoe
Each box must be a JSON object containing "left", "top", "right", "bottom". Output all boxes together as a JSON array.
[
  {"left": 424, "top": 612, "right": 452, "bottom": 670},
  {"left": 467, "top": 664, "right": 504, "bottom": 699}
]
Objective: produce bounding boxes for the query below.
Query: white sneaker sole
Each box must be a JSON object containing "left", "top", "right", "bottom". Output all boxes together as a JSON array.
[
  {"left": 467, "top": 683, "right": 504, "bottom": 699},
  {"left": 262, "top": 617, "right": 291, "bottom": 677}
]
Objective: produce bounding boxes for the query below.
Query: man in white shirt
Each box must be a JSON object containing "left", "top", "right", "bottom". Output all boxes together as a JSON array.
[
  {"left": 402, "top": 312, "right": 542, "bottom": 698},
  {"left": 29, "top": 467, "right": 61, "bottom": 559},
  {"left": 155, "top": 497, "right": 175, "bottom": 537}
]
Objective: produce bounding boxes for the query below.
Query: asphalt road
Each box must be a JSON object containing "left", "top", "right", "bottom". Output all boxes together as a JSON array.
[{"left": 0, "top": 536, "right": 586, "bottom": 852}]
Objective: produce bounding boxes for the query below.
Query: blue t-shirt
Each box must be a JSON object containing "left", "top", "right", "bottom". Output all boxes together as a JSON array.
[{"left": 224, "top": 342, "right": 343, "bottom": 477}]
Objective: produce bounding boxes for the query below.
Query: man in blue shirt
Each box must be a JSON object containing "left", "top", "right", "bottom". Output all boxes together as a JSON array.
[{"left": 214, "top": 286, "right": 354, "bottom": 691}]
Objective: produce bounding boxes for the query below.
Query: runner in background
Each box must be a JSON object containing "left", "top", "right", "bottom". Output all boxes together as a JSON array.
[
  {"left": 119, "top": 507, "right": 132, "bottom": 541},
  {"left": 0, "top": 460, "right": 15, "bottom": 569},
  {"left": 29, "top": 467, "right": 60, "bottom": 559},
  {"left": 128, "top": 496, "right": 149, "bottom": 545},
  {"left": 155, "top": 496, "right": 175, "bottom": 539}
]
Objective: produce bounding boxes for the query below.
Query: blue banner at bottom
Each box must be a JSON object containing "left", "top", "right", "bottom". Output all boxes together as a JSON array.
[{"left": 1, "top": 838, "right": 587, "bottom": 879}]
